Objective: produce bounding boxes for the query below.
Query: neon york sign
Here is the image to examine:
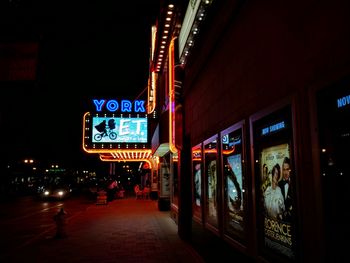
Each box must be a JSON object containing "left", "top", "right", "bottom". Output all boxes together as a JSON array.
[{"left": 93, "top": 99, "right": 146, "bottom": 113}]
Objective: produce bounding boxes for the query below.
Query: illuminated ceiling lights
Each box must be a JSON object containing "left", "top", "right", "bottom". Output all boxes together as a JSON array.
[
  {"left": 179, "top": 0, "right": 213, "bottom": 66},
  {"left": 99, "top": 150, "right": 152, "bottom": 163},
  {"left": 154, "top": 4, "right": 175, "bottom": 73}
]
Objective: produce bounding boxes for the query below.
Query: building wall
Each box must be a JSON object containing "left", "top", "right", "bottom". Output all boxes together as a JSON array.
[
  {"left": 185, "top": 0, "right": 350, "bottom": 143},
  {"left": 181, "top": 1, "right": 350, "bottom": 262}
]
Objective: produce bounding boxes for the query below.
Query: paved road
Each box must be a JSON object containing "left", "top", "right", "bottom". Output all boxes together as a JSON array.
[{"left": 0, "top": 194, "right": 94, "bottom": 256}]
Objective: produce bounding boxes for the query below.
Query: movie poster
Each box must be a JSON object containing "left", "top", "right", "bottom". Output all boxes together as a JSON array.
[
  {"left": 192, "top": 145, "right": 202, "bottom": 208},
  {"left": 194, "top": 163, "right": 201, "bottom": 207},
  {"left": 225, "top": 153, "right": 244, "bottom": 235},
  {"left": 192, "top": 143, "right": 203, "bottom": 222},
  {"left": 207, "top": 158, "right": 218, "bottom": 226},
  {"left": 259, "top": 143, "right": 295, "bottom": 259},
  {"left": 160, "top": 164, "right": 170, "bottom": 198}
]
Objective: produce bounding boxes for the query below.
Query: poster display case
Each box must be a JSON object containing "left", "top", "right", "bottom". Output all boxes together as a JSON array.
[
  {"left": 204, "top": 135, "right": 219, "bottom": 231},
  {"left": 250, "top": 105, "right": 298, "bottom": 262},
  {"left": 159, "top": 163, "right": 170, "bottom": 198},
  {"left": 192, "top": 143, "right": 203, "bottom": 223},
  {"left": 316, "top": 82, "right": 350, "bottom": 262},
  {"left": 221, "top": 122, "right": 247, "bottom": 244}
]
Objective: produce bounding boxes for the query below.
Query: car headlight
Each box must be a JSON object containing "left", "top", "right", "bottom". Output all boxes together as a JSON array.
[{"left": 44, "top": 190, "right": 50, "bottom": 196}]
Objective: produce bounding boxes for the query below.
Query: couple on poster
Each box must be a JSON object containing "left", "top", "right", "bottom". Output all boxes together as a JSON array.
[{"left": 261, "top": 145, "right": 293, "bottom": 222}]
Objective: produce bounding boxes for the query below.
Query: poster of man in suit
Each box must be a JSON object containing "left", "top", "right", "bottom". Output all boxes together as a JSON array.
[{"left": 259, "top": 143, "right": 296, "bottom": 260}]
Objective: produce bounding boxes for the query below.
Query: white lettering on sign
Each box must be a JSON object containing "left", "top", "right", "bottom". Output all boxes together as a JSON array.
[{"left": 119, "top": 119, "right": 145, "bottom": 136}]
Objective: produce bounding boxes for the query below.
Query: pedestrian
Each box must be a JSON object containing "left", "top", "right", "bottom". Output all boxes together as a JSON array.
[
  {"left": 107, "top": 179, "right": 118, "bottom": 201},
  {"left": 53, "top": 207, "right": 67, "bottom": 238}
]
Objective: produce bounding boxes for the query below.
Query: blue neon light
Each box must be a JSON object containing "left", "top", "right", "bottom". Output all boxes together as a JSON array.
[
  {"left": 337, "top": 94, "right": 350, "bottom": 108},
  {"left": 92, "top": 99, "right": 146, "bottom": 113},
  {"left": 261, "top": 121, "right": 285, "bottom": 136}
]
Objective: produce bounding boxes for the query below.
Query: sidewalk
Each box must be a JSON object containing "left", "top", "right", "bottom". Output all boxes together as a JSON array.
[{"left": 4, "top": 197, "right": 205, "bottom": 263}]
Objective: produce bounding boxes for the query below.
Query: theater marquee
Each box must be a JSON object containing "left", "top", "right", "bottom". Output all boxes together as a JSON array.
[{"left": 82, "top": 98, "right": 149, "bottom": 153}]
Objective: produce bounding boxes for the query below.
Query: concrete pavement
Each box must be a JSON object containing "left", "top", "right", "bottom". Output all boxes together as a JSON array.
[{"left": 2, "top": 197, "right": 204, "bottom": 263}]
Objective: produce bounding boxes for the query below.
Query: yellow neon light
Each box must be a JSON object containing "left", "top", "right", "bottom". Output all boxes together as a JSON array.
[
  {"left": 151, "top": 25, "right": 157, "bottom": 63},
  {"left": 82, "top": 112, "right": 91, "bottom": 153},
  {"left": 222, "top": 148, "right": 235, "bottom": 155},
  {"left": 168, "top": 38, "right": 177, "bottom": 154},
  {"left": 204, "top": 149, "right": 217, "bottom": 154}
]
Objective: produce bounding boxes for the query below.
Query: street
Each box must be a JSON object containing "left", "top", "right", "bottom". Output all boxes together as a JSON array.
[{"left": 0, "top": 193, "right": 94, "bottom": 258}]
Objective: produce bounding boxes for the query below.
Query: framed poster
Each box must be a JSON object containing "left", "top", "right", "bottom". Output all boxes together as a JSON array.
[
  {"left": 160, "top": 163, "right": 170, "bottom": 198},
  {"left": 204, "top": 135, "right": 219, "bottom": 230},
  {"left": 251, "top": 105, "right": 298, "bottom": 262},
  {"left": 221, "top": 122, "right": 246, "bottom": 243},
  {"left": 171, "top": 153, "right": 179, "bottom": 207},
  {"left": 192, "top": 144, "right": 202, "bottom": 223}
]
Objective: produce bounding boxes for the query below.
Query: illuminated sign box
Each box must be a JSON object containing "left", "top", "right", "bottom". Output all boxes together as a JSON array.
[
  {"left": 83, "top": 98, "right": 149, "bottom": 152},
  {"left": 83, "top": 113, "right": 149, "bottom": 151},
  {"left": 92, "top": 116, "right": 147, "bottom": 143}
]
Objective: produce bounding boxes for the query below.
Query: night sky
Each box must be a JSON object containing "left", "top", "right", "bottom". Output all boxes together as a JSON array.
[{"left": 1, "top": 0, "right": 160, "bottom": 166}]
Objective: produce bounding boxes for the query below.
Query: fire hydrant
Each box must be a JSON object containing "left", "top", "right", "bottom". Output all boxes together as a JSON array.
[{"left": 53, "top": 207, "right": 67, "bottom": 238}]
